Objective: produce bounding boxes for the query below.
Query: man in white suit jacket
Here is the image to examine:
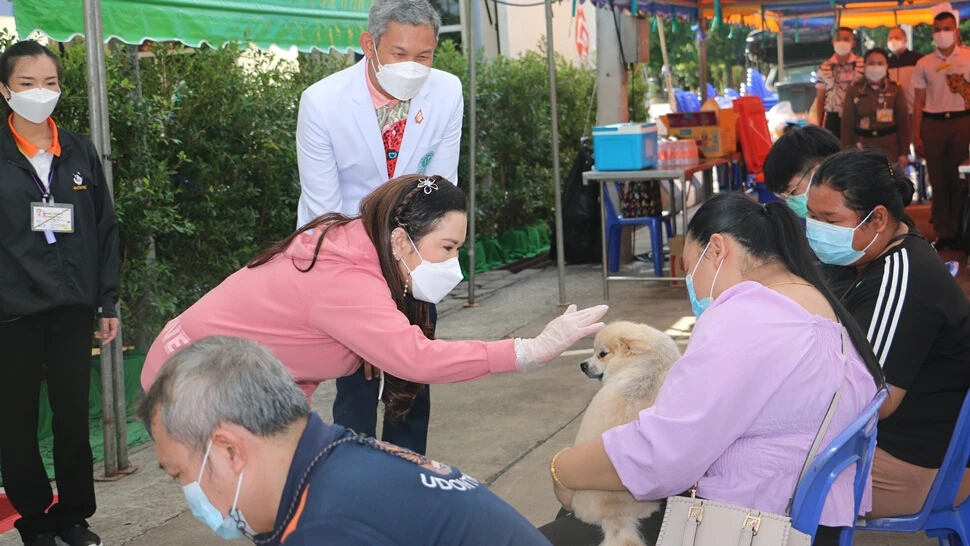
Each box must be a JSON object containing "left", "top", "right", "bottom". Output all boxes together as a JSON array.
[
  {"left": 295, "top": 0, "right": 464, "bottom": 455},
  {"left": 295, "top": 2, "right": 463, "bottom": 226}
]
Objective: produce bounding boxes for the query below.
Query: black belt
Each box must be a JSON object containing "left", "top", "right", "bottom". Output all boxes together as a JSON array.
[
  {"left": 923, "top": 110, "right": 970, "bottom": 120},
  {"left": 854, "top": 127, "right": 898, "bottom": 138}
]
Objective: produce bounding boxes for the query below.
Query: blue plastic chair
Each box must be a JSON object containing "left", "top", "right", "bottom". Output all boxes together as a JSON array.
[
  {"left": 603, "top": 182, "right": 673, "bottom": 277},
  {"left": 724, "top": 88, "right": 741, "bottom": 99},
  {"left": 790, "top": 389, "right": 889, "bottom": 545},
  {"left": 706, "top": 83, "right": 717, "bottom": 100},
  {"left": 857, "top": 389, "right": 970, "bottom": 545},
  {"left": 744, "top": 69, "right": 778, "bottom": 110}
]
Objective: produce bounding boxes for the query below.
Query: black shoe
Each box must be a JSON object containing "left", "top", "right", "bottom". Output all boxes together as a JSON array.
[
  {"left": 60, "top": 526, "right": 102, "bottom": 546},
  {"left": 25, "top": 534, "right": 57, "bottom": 546}
]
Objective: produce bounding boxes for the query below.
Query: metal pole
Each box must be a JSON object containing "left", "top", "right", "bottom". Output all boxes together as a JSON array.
[
  {"left": 546, "top": 0, "right": 566, "bottom": 305},
  {"left": 83, "top": 0, "right": 117, "bottom": 477},
  {"left": 776, "top": 29, "right": 786, "bottom": 85},
  {"left": 698, "top": 22, "right": 709, "bottom": 102},
  {"left": 466, "top": 0, "right": 478, "bottom": 307}
]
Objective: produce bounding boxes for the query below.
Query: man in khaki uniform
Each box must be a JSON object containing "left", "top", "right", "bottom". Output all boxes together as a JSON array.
[
  {"left": 912, "top": 10, "right": 970, "bottom": 249},
  {"left": 842, "top": 49, "right": 911, "bottom": 165}
]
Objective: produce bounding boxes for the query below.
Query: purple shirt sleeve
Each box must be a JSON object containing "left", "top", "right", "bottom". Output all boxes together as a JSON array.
[{"left": 602, "top": 287, "right": 815, "bottom": 501}]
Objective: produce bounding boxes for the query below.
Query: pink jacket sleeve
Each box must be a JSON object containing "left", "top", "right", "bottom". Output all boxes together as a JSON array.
[
  {"left": 601, "top": 297, "right": 811, "bottom": 501},
  {"left": 307, "top": 262, "right": 517, "bottom": 384}
]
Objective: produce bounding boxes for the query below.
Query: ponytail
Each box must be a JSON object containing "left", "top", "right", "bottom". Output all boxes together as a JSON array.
[{"left": 688, "top": 193, "right": 885, "bottom": 387}]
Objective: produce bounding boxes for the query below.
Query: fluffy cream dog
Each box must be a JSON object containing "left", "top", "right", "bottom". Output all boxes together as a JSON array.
[{"left": 570, "top": 321, "right": 681, "bottom": 546}]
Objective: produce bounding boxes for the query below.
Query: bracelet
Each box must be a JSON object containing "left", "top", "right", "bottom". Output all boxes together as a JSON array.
[{"left": 550, "top": 449, "right": 568, "bottom": 489}]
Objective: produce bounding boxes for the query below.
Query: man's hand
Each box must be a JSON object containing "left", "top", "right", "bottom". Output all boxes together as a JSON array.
[
  {"left": 897, "top": 155, "right": 909, "bottom": 168},
  {"left": 363, "top": 362, "right": 381, "bottom": 381},
  {"left": 913, "top": 137, "right": 924, "bottom": 158},
  {"left": 95, "top": 318, "right": 119, "bottom": 346}
]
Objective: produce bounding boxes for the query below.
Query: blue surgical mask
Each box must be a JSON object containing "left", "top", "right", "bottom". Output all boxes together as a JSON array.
[
  {"left": 182, "top": 441, "right": 252, "bottom": 540},
  {"left": 806, "top": 211, "right": 877, "bottom": 266},
  {"left": 785, "top": 192, "right": 809, "bottom": 219},
  {"left": 685, "top": 242, "right": 723, "bottom": 318}
]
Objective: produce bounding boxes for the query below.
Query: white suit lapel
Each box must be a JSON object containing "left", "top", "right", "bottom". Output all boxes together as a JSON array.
[
  {"left": 351, "top": 60, "right": 390, "bottom": 181},
  {"left": 396, "top": 89, "right": 431, "bottom": 177}
]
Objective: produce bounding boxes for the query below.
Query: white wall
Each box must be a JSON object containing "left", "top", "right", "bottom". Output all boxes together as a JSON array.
[{"left": 477, "top": 1, "right": 597, "bottom": 65}]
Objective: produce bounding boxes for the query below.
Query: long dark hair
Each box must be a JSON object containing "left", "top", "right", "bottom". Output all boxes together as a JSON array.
[
  {"left": 249, "top": 174, "right": 468, "bottom": 420},
  {"left": 687, "top": 192, "right": 885, "bottom": 386},
  {"left": 812, "top": 150, "right": 915, "bottom": 229},
  {"left": 0, "top": 41, "right": 64, "bottom": 117}
]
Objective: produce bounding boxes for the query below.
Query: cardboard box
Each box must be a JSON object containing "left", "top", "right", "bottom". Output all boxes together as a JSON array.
[
  {"left": 661, "top": 111, "right": 728, "bottom": 159},
  {"left": 701, "top": 99, "right": 739, "bottom": 156},
  {"left": 668, "top": 235, "right": 688, "bottom": 287}
]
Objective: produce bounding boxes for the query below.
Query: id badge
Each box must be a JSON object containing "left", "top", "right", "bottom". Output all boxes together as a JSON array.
[
  {"left": 31, "top": 202, "right": 74, "bottom": 233},
  {"left": 859, "top": 117, "right": 871, "bottom": 130},
  {"left": 876, "top": 108, "right": 893, "bottom": 123}
]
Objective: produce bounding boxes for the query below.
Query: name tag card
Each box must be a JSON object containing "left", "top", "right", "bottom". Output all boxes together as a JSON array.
[
  {"left": 31, "top": 202, "right": 74, "bottom": 233},
  {"left": 876, "top": 109, "right": 894, "bottom": 123}
]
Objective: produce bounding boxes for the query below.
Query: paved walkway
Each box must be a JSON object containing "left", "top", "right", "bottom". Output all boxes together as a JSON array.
[{"left": 0, "top": 248, "right": 949, "bottom": 545}]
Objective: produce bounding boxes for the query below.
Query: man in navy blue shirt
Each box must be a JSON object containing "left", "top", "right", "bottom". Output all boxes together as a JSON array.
[{"left": 139, "top": 336, "right": 550, "bottom": 546}]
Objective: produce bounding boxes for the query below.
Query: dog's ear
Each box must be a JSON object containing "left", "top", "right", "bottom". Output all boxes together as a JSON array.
[{"left": 617, "top": 335, "right": 651, "bottom": 355}]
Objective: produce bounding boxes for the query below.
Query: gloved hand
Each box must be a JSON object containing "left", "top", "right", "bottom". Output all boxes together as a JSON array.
[{"left": 514, "top": 304, "right": 609, "bottom": 372}]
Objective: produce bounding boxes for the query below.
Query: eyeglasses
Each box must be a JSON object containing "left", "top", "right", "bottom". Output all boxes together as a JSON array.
[{"left": 775, "top": 169, "right": 814, "bottom": 199}]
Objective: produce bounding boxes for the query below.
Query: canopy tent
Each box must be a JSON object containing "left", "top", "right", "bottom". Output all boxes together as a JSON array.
[
  {"left": 12, "top": 0, "right": 373, "bottom": 478},
  {"left": 580, "top": 0, "right": 970, "bottom": 30},
  {"left": 15, "top": 0, "right": 369, "bottom": 52}
]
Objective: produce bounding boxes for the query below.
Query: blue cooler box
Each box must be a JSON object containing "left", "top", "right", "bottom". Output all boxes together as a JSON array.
[{"left": 592, "top": 123, "right": 658, "bottom": 171}]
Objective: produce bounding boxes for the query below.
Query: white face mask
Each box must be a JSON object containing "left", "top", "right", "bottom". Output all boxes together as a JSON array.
[
  {"left": 833, "top": 41, "right": 852, "bottom": 57},
  {"left": 934, "top": 30, "right": 956, "bottom": 50},
  {"left": 5, "top": 87, "right": 59, "bottom": 124},
  {"left": 887, "top": 39, "right": 906, "bottom": 55},
  {"left": 401, "top": 234, "right": 463, "bottom": 304},
  {"left": 372, "top": 49, "right": 431, "bottom": 101},
  {"left": 865, "top": 65, "right": 887, "bottom": 82}
]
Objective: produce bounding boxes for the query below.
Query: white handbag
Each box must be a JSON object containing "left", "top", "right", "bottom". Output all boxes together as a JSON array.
[{"left": 655, "top": 330, "right": 849, "bottom": 546}]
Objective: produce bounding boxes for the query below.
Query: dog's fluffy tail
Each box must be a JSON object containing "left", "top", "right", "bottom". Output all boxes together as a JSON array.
[{"left": 598, "top": 517, "right": 646, "bottom": 546}]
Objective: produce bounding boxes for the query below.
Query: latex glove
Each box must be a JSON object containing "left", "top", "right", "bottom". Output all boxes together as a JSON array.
[{"left": 514, "top": 304, "right": 608, "bottom": 372}]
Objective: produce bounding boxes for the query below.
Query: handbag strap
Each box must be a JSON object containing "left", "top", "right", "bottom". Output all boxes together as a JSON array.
[{"left": 784, "top": 326, "right": 849, "bottom": 516}]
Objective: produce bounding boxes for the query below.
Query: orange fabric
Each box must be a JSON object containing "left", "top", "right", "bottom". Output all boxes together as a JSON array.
[
  {"left": 280, "top": 485, "right": 310, "bottom": 544},
  {"left": 8, "top": 113, "right": 60, "bottom": 157}
]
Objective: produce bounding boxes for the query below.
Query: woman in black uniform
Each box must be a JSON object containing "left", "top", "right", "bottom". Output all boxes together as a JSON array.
[
  {"left": 806, "top": 150, "right": 970, "bottom": 518},
  {"left": 0, "top": 41, "right": 119, "bottom": 546}
]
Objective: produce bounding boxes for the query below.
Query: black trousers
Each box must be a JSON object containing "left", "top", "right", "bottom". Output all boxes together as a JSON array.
[
  {"left": 823, "top": 112, "right": 842, "bottom": 140},
  {"left": 922, "top": 116, "right": 970, "bottom": 240},
  {"left": 539, "top": 507, "right": 842, "bottom": 546},
  {"left": 331, "top": 303, "right": 436, "bottom": 455},
  {"left": 0, "top": 306, "right": 97, "bottom": 541}
]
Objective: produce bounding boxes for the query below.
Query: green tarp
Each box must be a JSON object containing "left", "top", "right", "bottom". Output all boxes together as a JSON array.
[
  {"left": 14, "top": 0, "right": 370, "bottom": 53},
  {"left": 459, "top": 223, "right": 551, "bottom": 277},
  {"left": 1, "top": 352, "right": 150, "bottom": 486}
]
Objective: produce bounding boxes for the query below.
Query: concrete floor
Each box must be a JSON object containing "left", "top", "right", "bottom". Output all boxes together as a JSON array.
[{"left": 0, "top": 237, "right": 951, "bottom": 544}]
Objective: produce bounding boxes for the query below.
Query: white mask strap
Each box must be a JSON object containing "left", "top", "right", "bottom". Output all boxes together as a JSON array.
[
  {"left": 230, "top": 469, "right": 244, "bottom": 513},
  {"left": 197, "top": 440, "right": 214, "bottom": 482},
  {"left": 691, "top": 242, "right": 712, "bottom": 277},
  {"left": 710, "top": 258, "right": 725, "bottom": 300}
]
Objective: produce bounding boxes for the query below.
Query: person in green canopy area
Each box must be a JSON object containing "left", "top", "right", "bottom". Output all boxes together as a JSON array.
[{"left": 0, "top": 40, "right": 120, "bottom": 546}]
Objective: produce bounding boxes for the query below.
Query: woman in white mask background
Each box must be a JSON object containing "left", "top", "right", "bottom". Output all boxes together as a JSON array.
[
  {"left": 840, "top": 48, "right": 910, "bottom": 166},
  {"left": 140, "top": 174, "right": 608, "bottom": 429},
  {"left": 0, "top": 41, "right": 120, "bottom": 546},
  {"left": 806, "top": 150, "right": 970, "bottom": 518}
]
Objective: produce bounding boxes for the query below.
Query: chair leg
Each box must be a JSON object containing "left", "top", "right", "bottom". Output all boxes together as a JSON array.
[
  {"left": 608, "top": 225, "right": 621, "bottom": 273},
  {"left": 663, "top": 217, "right": 674, "bottom": 239},
  {"left": 650, "top": 221, "right": 664, "bottom": 278}
]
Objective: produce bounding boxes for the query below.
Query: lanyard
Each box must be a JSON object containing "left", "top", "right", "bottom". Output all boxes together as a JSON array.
[{"left": 29, "top": 164, "right": 55, "bottom": 203}]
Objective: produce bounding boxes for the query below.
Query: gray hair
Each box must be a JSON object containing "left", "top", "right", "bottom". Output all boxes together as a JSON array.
[
  {"left": 137, "top": 336, "right": 310, "bottom": 455},
  {"left": 368, "top": 0, "right": 441, "bottom": 45}
]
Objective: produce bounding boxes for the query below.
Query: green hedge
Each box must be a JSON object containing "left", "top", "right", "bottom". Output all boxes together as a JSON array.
[{"left": 9, "top": 37, "right": 606, "bottom": 348}]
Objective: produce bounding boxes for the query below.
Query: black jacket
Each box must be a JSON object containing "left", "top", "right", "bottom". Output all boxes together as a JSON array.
[
  {"left": 888, "top": 49, "right": 923, "bottom": 69},
  {"left": 0, "top": 121, "right": 119, "bottom": 319}
]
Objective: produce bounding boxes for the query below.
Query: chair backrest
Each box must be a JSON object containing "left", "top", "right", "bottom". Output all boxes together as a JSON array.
[
  {"left": 706, "top": 83, "right": 717, "bottom": 101},
  {"left": 925, "top": 388, "right": 970, "bottom": 514},
  {"left": 725, "top": 88, "right": 740, "bottom": 99},
  {"left": 790, "top": 389, "right": 889, "bottom": 539}
]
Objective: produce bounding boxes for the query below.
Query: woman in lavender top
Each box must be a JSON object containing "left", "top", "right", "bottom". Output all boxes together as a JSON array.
[{"left": 541, "top": 193, "right": 885, "bottom": 546}]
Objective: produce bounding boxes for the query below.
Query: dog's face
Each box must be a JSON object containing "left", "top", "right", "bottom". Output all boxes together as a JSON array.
[{"left": 580, "top": 321, "right": 670, "bottom": 382}]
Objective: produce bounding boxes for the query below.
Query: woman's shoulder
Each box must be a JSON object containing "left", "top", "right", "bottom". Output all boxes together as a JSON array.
[
  {"left": 284, "top": 220, "right": 379, "bottom": 267},
  {"left": 704, "top": 281, "right": 833, "bottom": 332}
]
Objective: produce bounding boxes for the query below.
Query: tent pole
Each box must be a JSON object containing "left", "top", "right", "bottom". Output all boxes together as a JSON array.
[
  {"left": 776, "top": 29, "right": 786, "bottom": 84},
  {"left": 698, "top": 21, "right": 708, "bottom": 102},
  {"left": 546, "top": 0, "right": 566, "bottom": 305},
  {"left": 466, "top": 0, "right": 478, "bottom": 307},
  {"left": 83, "top": 0, "right": 120, "bottom": 477}
]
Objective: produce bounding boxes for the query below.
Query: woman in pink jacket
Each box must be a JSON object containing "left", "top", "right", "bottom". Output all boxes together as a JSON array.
[{"left": 140, "top": 174, "right": 607, "bottom": 421}]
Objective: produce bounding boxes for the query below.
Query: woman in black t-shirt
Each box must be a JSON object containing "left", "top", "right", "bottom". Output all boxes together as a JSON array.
[{"left": 806, "top": 150, "right": 970, "bottom": 518}]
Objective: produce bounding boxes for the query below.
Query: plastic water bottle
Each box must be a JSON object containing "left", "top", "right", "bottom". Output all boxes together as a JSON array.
[{"left": 658, "top": 141, "right": 669, "bottom": 169}]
